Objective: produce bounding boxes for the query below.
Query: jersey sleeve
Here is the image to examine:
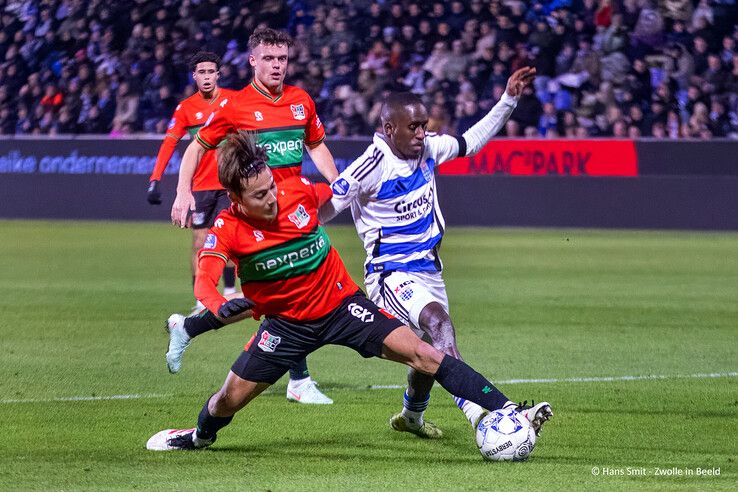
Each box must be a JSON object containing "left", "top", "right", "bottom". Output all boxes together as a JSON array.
[
  {"left": 195, "top": 101, "right": 235, "bottom": 150},
  {"left": 303, "top": 93, "right": 326, "bottom": 147},
  {"left": 319, "top": 145, "right": 383, "bottom": 222},
  {"left": 149, "top": 104, "right": 188, "bottom": 181},
  {"left": 198, "top": 215, "right": 234, "bottom": 264},
  {"left": 425, "top": 133, "right": 465, "bottom": 165}
]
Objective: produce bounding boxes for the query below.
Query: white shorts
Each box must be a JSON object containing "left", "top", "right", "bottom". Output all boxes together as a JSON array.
[{"left": 365, "top": 270, "right": 449, "bottom": 329}]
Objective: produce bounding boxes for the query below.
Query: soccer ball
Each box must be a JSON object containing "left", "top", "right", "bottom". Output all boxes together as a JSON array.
[{"left": 475, "top": 408, "right": 536, "bottom": 461}]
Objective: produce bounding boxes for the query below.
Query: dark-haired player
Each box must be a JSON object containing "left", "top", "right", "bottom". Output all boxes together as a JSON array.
[
  {"left": 320, "top": 67, "right": 553, "bottom": 438},
  {"left": 168, "top": 28, "right": 337, "bottom": 404},
  {"left": 147, "top": 52, "right": 240, "bottom": 311},
  {"left": 146, "top": 130, "right": 552, "bottom": 453}
]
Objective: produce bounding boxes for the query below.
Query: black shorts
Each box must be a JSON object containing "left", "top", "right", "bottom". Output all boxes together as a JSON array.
[
  {"left": 231, "top": 291, "right": 405, "bottom": 384},
  {"left": 192, "top": 190, "right": 230, "bottom": 229}
]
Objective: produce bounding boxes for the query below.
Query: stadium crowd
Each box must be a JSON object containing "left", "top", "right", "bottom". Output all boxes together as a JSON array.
[{"left": 0, "top": 0, "right": 737, "bottom": 138}]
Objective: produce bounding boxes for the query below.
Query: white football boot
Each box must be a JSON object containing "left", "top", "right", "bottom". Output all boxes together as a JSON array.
[
  {"left": 146, "top": 428, "right": 214, "bottom": 451},
  {"left": 165, "top": 314, "right": 190, "bottom": 374},
  {"left": 286, "top": 378, "right": 333, "bottom": 404},
  {"left": 506, "top": 400, "right": 553, "bottom": 435}
]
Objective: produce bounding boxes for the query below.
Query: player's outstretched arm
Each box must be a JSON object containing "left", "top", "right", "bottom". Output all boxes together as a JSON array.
[
  {"left": 307, "top": 141, "right": 339, "bottom": 182},
  {"left": 195, "top": 255, "right": 253, "bottom": 324},
  {"left": 462, "top": 67, "right": 536, "bottom": 156},
  {"left": 171, "top": 139, "right": 206, "bottom": 228}
]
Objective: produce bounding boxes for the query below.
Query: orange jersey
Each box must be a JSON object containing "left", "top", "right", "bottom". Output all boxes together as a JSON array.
[
  {"left": 195, "top": 82, "right": 325, "bottom": 182},
  {"left": 149, "top": 88, "right": 239, "bottom": 191},
  {"left": 197, "top": 176, "right": 358, "bottom": 322}
]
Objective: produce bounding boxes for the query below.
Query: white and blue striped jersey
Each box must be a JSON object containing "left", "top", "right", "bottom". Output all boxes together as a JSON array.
[{"left": 326, "top": 132, "right": 465, "bottom": 275}]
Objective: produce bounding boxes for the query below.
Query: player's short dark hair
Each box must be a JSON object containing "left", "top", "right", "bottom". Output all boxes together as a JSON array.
[
  {"left": 218, "top": 131, "right": 269, "bottom": 194},
  {"left": 380, "top": 92, "right": 425, "bottom": 124},
  {"left": 247, "top": 27, "right": 294, "bottom": 50},
  {"left": 189, "top": 51, "right": 221, "bottom": 72}
]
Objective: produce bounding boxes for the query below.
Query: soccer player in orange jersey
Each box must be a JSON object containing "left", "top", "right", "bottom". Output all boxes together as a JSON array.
[
  {"left": 167, "top": 29, "right": 338, "bottom": 404},
  {"left": 148, "top": 52, "right": 240, "bottom": 309},
  {"left": 146, "top": 131, "right": 552, "bottom": 453}
]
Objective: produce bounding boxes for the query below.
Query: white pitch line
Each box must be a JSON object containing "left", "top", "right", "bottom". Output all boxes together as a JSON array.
[
  {"left": 0, "top": 393, "right": 170, "bottom": 404},
  {"left": 366, "top": 371, "right": 738, "bottom": 390},
  {"left": 2, "top": 372, "right": 736, "bottom": 404}
]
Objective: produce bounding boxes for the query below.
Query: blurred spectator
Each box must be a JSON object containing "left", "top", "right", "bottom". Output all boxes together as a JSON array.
[{"left": 0, "top": 0, "right": 734, "bottom": 139}]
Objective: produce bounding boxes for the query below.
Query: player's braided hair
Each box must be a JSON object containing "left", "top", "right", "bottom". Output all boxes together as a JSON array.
[
  {"left": 247, "top": 27, "right": 294, "bottom": 50},
  {"left": 188, "top": 51, "right": 221, "bottom": 72},
  {"left": 217, "top": 130, "right": 269, "bottom": 194}
]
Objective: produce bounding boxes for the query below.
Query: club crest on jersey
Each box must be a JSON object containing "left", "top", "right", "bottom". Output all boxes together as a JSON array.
[
  {"left": 195, "top": 111, "right": 203, "bottom": 120},
  {"left": 288, "top": 204, "right": 310, "bottom": 229},
  {"left": 290, "top": 104, "right": 306, "bottom": 120},
  {"left": 257, "top": 330, "right": 281, "bottom": 352},
  {"left": 331, "top": 178, "right": 350, "bottom": 196},
  {"left": 167, "top": 117, "right": 176, "bottom": 129},
  {"left": 253, "top": 230, "right": 265, "bottom": 242},
  {"left": 204, "top": 233, "right": 217, "bottom": 249},
  {"left": 421, "top": 158, "right": 434, "bottom": 182},
  {"left": 254, "top": 111, "right": 264, "bottom": 121}
]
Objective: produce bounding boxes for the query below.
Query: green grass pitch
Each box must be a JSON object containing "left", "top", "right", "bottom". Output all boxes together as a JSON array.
[{"left": 0, "top": 220, "right": 736, "bottom": 491}]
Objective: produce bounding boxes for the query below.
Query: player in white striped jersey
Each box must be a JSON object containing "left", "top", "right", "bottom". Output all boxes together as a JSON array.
[{"left": 321, "top": 67, "right": 552, "bottom": 439}]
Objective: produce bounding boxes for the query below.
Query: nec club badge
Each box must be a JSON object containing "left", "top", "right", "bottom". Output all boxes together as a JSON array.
[
  {"left": 288, "top": 204, "right": 310, "bottom": 229},
  {"left": 257, "top": 330, "right": 281, "bottom": 352},
  {"left": 290, "top": 104, "right": 306, "bottom": 120}
]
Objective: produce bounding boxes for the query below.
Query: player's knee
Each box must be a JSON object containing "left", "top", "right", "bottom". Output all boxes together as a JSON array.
[{"left": 418, "top": 303, "right": 454, "bottom": 343}]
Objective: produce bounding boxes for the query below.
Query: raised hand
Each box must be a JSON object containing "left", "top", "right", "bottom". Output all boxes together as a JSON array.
[{"left": 505, "top": 67, "right": 537, "bottom": 97}]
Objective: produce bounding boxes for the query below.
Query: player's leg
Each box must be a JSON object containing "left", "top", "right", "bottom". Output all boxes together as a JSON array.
[
  {"left": 165, "top": 305, "right": 250, "bottom": 374},
  {"left": 151, "top": 318, "right": 313, "bottom": 450},
  {"left": 380, "top": 327, "right": 552, "bottom": 434},
  {"left": 146, "top": 369, "right": 271, "bottom": 451},
  {"left": 369, "top": 272, "right": 441, "bottom": 437}
]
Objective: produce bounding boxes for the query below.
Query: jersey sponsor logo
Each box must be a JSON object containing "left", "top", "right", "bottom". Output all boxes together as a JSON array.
[
  {"left": 219, "top": 98, "right": 229, "bottom": 108},
  {"left": 348, "top": 302, "right": 374, "bottom": 323},
  {"left": 254, "top": 111, "right": 264, "bottom": 121},
  {"left": 288, "top": 204, "right": 310, "bottom": 229},
  {"left": 331, "top": 178, "right": 350, "bottom": 196},
  {"left": 241, "top": 226, "right": 330, "bottom": 282},
  {"left": 176, "top": 104, "right": 182, "bottom": 111},
  {"left": 204, "top": 233, "right": 217, "bottom": 248},
  {"left": 290, "top": 104, "right": 306, "bottom": 120},
  {"left": 394, "top": 280, "right": 415, "bottom": 302},
  {"left": 421, "top": 158, "right": 434, "bottom": 182},
  {"left": 262, "top": 138, "right": 304, "bottom": 157},
  {"left": 195, "top": 111, "right": 203, "bottom": 120},
  {"left": 168, "top": 118, "right": 176, "bottom": 129},
  {"left": 214, "top": 218, "right": 224, "bottom": 228},
  {"left": 300, "top": 177, "right": 311, "bottom": 186},
  {"left": 254, "top": 230, "right": 265, "bottom": 242},
  {"left": 315, "top": 115, "right": 322, "bottom": 129},
  {"left": 393, "top": 189, "right": 433, "bottom": 222},
  {"left": 257, "top": 330, "right": 281, "bottom": 352}
]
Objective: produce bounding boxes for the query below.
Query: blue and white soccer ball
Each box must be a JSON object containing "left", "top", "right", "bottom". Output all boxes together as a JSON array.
[{"left": 475, "top": 408, "right": 536, "bottom": 461}]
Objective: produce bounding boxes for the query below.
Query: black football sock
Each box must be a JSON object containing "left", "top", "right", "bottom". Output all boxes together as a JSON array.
[
  {"left": 289, "top": 358, "right": 310, "bottom": 380},
  {"left": 433, "top": 355, "right": 509, "bottom": 411},
  {"left": 184, "top": 310, "right": 225, "bottom": 338},
  {"left": 223, "top": 266, "right": 236, "bottom": 289},
  {"left": 196, "top": 397, "right": 233, "bottom": 440}
]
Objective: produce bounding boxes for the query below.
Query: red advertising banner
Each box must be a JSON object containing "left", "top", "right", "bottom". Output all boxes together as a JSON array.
[{"left": 440, "top": 139, "right": 638, "bottom": 176}]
